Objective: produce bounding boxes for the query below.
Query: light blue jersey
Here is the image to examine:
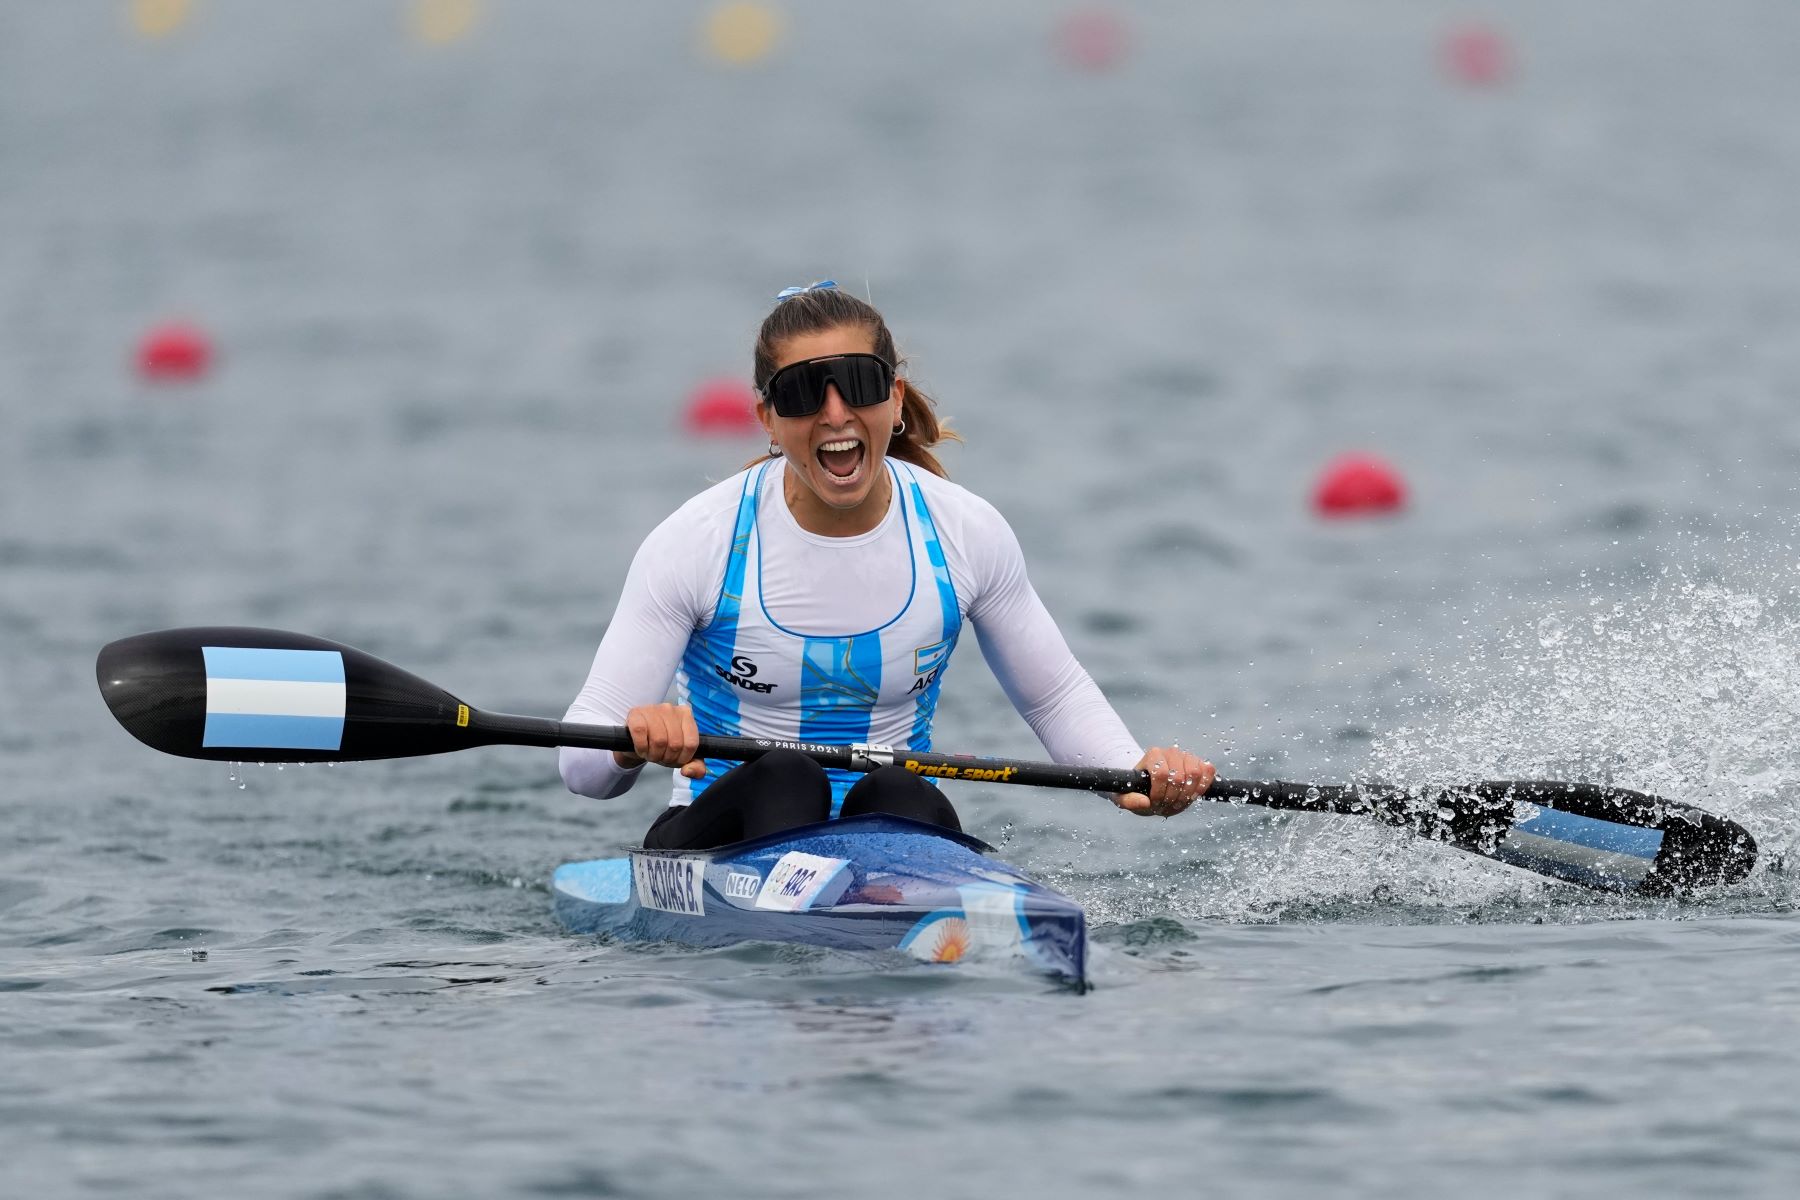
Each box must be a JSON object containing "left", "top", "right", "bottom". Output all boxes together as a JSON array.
[{"left": 674, "top": 459, "right": 962, "bottom": 814}]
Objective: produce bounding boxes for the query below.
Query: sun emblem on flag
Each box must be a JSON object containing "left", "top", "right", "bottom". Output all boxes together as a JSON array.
[{"left": 901, "top": 913, "right": 971, "bottom": 963}]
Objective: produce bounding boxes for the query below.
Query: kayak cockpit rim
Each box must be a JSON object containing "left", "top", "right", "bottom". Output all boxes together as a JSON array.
[{"left": 617, "top": 811, "right": 999, "bottom": 857}]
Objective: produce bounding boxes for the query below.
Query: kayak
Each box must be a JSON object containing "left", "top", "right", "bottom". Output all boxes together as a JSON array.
[{"left": 551, "top": 813, "right": 1087, "bottom": 986}]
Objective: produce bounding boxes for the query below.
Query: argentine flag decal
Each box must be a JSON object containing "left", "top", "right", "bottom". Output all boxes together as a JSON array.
[
  {"left": 1513, "top": 803, "right": 1663, "bottom": 860},
  {"left": 202, "top": 646, "right": 347, "bottom": 750}
]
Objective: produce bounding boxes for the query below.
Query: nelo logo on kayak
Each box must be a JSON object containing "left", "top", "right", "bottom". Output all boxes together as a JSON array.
[
  {"left": 904, "top": 758, "right": 1017, "bottom": 783},
  {"left": 716, "top": 654, "right": 776, "bottom": 693}
]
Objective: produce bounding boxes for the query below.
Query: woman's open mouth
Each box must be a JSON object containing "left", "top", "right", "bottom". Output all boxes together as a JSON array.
[{"left": 815, "top": 437, "right": 866, "bottom": 484}]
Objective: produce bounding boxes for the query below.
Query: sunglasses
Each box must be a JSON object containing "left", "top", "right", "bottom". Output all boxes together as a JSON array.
[{"left": 760, "top": 353, "right": 896, "bottom": 419}]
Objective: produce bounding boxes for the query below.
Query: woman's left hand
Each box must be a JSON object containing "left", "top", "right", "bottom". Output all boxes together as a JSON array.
[{"left": 1113, "top": 746, "right": 1216, "bottom": 817}]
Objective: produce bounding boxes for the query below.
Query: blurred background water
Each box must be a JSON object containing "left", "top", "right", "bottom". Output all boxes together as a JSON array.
[{"left": 7, "top": 2, "right": 1800, "bottom": 1196}]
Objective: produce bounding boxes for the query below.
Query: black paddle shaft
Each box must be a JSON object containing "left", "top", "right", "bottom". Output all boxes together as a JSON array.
[
  {"left": 369, "top": 715, "right": 1766, "bottom": 896},
  {"left": 96, "top": 626, "right": 1758, "bottom": 894}
]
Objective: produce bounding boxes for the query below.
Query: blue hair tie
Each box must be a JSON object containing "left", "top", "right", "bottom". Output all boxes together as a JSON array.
[{"left": 774, "top": 279, "right": 838, "bottom": 300}]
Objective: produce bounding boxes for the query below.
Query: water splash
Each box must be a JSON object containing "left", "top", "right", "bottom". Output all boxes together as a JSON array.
[
  {"left": 1376, "top": 566, "right": 1800, "bottom": 863},
  {"left": 1351, "top": 554, "right": 1800, "bottom": 912},
  {"left": 1103, "top": 549, "right": 1800, "bottom": 924}
]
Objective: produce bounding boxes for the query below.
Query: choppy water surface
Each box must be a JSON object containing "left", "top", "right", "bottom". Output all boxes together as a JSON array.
[{"left": 7, "top": 3, "right": 1800, "bottom": 1196}]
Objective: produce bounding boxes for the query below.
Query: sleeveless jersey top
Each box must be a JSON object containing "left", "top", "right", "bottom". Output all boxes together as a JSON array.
[{"left": 676, "top": 458, "right": 960, "bottom": 814}]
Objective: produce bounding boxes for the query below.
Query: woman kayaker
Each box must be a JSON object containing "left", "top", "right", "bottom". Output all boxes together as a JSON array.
[{"left": 560, "top": 281, "right": 1215, "bottom": 849}]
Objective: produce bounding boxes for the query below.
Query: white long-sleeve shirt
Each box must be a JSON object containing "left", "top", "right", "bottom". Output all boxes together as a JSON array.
[{"left": 560, "top": 458, "right": 1141, "bottom": 806}]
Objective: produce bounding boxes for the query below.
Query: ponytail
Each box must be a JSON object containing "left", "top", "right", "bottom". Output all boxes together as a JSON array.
[{"left": 888, "top": 379, "right": 957, "bottom": 478}]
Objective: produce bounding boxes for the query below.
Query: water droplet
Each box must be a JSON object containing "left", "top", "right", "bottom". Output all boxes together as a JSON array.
[
  {"left": 1724, "top": 594, "right": 1762, "bottom": 628},
  {"left": 1536, "top": 614, "right": 1569, "bottom": 648}
]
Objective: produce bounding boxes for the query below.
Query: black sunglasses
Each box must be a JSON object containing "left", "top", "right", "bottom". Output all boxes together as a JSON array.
[{"left": 760, "top": 353, "right": 896, "bottom": 419}]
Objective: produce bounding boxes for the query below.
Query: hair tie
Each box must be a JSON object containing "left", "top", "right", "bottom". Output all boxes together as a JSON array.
[{"left": 774, "top": 279, "right": 838, "bottom": 301}]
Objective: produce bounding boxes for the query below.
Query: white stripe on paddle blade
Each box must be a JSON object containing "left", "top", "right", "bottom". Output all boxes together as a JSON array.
[{"left": 204, "top": 677, "right": 347, "bottom": 720}]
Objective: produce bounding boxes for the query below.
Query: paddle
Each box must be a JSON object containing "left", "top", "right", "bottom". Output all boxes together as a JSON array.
[{"left": 96, "top": 626, "right": 1757, "bottom": 897}]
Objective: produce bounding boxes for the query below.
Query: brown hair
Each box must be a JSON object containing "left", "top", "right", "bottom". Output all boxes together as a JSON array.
[{"left": 749, "top": 287, "right": 959, "bottom": 478}]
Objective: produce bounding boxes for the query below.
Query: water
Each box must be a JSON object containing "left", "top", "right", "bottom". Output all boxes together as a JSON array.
[{"left": 7, "top": 2, "right": 1800, "bottom": 1195}]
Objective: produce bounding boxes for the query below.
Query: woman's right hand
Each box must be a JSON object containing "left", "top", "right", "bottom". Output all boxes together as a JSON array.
[{"left": 616, "top": 703, "right": 708, "bottom": 779}]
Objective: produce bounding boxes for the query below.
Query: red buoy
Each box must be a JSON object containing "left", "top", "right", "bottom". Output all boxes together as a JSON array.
[
  {"left": 1055, "top": 9, "right": 1128, "bottom": 72},
  {"left": 682, "top": 377, "right": 761, "bottom": 434},
  {"left": 1441, "top": 24, "right": 1512, "bottom": 87},
  {"left": 1312, "top": 454, "right": 1407, "bottom": 517},
  {"left": 136, "top": 322, "right": 213, "bottom": 382}
]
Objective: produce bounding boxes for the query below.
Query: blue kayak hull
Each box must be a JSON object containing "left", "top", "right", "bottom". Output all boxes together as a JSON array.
[{"left": 552, "top": 814, "right": 1086, "bottom": 985}]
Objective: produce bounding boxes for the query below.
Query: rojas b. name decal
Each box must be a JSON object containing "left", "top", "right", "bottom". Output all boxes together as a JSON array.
[{"left": 634, "top": 854, "right": 705, "bottom": 916}]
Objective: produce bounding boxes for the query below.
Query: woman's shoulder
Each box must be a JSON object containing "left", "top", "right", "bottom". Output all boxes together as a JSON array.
[
  {"left": 651, "top": 465, "right": 763, "bottom": 540},
  {"left": 626, "top": 467, "right": 764, "bottom": 612},
  {"left": 898, "top": 463, "right": 1010, "bottom": 533},
  {"left": 894, "top": 466, "right": 1023, "bottom": 593}
]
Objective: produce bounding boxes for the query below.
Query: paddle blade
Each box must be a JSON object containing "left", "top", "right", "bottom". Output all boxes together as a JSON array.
[
  {"left": 1449, "top": 781, "right": 1758, "bottom": 895},
  {"left": 97, "top": 627, "right": 477, "bottom": 762},
  {"left": 1241, "top": 779, "right": 1758, "bottom": 895},
  {"left": 1412, "top": 781, "right": 1756, "bottom": 895}
]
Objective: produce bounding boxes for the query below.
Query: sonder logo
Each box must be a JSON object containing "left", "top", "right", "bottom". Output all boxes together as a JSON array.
[{"left": 716, "top": 654, "right": 776, "bottom": 693}]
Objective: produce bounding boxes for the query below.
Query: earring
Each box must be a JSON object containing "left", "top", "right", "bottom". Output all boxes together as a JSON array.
[
  {"left": 768, "top": 441, "right": 782, "bottom": 457},
  {"left": 891, "top": 418, "right": 907, "bottom": 437}
]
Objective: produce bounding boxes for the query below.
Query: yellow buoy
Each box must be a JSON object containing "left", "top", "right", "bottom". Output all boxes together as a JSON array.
[
  {"left": 410, "top": 0, "right": 479, "bottom": 46},
  {"left": 129, "top": 0, "right": 193, "bottom": 39},
  {"left": 704, "top": 2, "right": 781, "bottom": 65}
]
